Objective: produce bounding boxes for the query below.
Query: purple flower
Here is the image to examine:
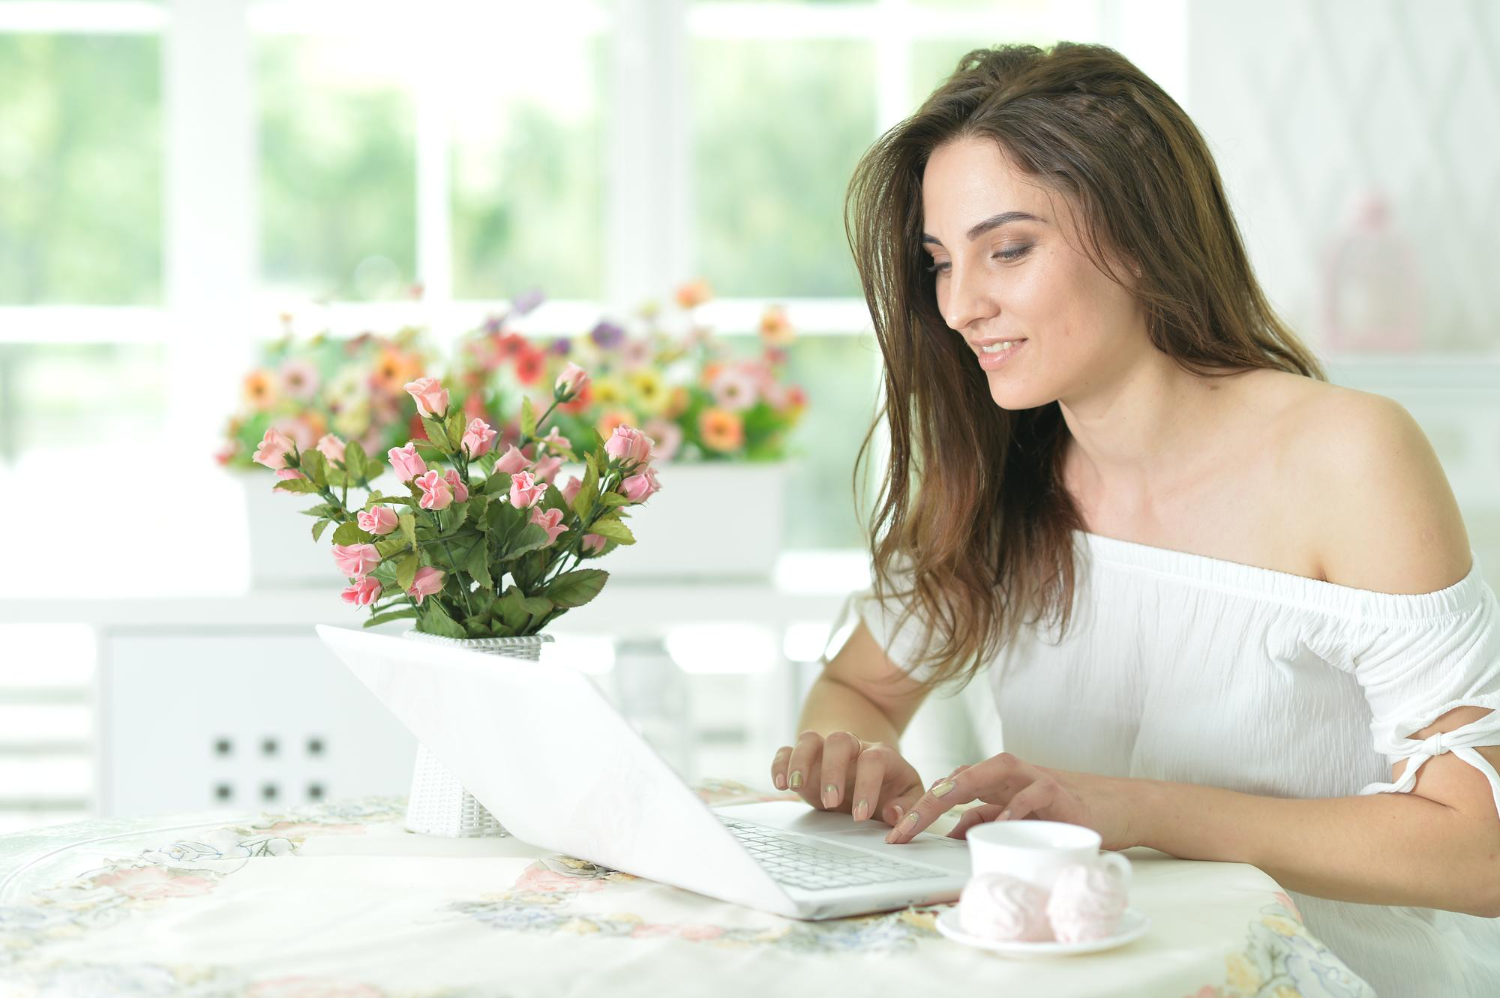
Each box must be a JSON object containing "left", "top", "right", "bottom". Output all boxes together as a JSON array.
[
  {"left": 590, "top": 320, "right": 625, "bottom": 349},
  {"left": 548, "top": 337, "right": 571, "bottom": 356},
  {"left": 484, "top": 314, "right": 503, "bottom": 334},
  {"left": 511, "top": 288, "right": 546, "bottom": 316}
]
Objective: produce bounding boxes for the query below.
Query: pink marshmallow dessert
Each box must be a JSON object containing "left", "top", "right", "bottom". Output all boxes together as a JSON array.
[
  {"left": 958, "top": 872, "right": 1053, "bottom": 943},
  {"left": 1045, "top": 862, "right": 1129, "bottom": 943}
]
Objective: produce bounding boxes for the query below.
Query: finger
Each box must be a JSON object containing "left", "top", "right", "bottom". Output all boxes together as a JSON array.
[
  {"left": 770, "top": 746, "right": 793, "bottom": 791},
  {"left": 848, "top": 742, "right": 889, "bottom": 822},
  {"left": 786, "top": 731, "right": 825, "bottom": 807},
  {"left": 818, "top": 731, "right": 861, "bottom": 811},
  {"left": 885, "top": 769, "right": 971, "bottom": 844},
  {"left": 999, "top": 777, "right": 1058, "bottom": 822},
  {"left": 947, "top": 804, "right": 1005, "bottom": 839},
  {"left": 886, "top": 752, "right": 1040, "bottom": 844}
]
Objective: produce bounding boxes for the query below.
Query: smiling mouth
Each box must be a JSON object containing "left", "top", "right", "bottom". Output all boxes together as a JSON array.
[{"left": 975, "top": 340, "right": 1025, "bottom": 355}]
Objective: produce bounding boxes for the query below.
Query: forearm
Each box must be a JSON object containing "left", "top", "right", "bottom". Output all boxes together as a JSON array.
[
  {"left": 796, "top": 676, "right": 903, "bottom": 747},
  {"left": 1132, "top": 778, "right": 1500, "bottom": 917}
]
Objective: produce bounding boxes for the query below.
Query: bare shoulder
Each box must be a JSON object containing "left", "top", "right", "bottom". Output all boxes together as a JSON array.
[{"left": 1266, "top": 375, "right": 1471, "bottom": 594}]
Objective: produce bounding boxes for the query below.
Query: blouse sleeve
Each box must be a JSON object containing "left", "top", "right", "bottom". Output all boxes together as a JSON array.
[
  {"left": 1350, "top": 559, "right": 1500, "bottom": 817},
  {"left": 822, "top": 553, "right": 940, "bottom": 683}
]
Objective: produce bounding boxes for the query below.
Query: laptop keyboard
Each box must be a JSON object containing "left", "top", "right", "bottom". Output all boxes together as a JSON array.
[{"left": 718, "top": 816, "right": 950, "bottom": 892}]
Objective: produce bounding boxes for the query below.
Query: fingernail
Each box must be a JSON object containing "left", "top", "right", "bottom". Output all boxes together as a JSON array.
[
  {"left": 823, "top": 784, "right": 837, "bottom": 808},
  {"left": 998, "top": 808, "right": 1011, "bottom": 821},
  {"left": 931, "top": 780, "right": 955, "bottom": 797},
  {"left": 854, "top": 798, "right": 868, "bottom": 821},
  {"left": 905, "top": 811, "right": 920, "bottom": 824},
  {"left": 774, "top": 774, "right": 786, "bottom": 790},
  {"left": 789, "top": 771, "right": 802, "bottom": 789}
]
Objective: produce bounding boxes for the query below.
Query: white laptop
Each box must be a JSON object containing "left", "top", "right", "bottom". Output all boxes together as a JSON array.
[{"left": 316, "top": 624, "right": 970, "bottom": 920}]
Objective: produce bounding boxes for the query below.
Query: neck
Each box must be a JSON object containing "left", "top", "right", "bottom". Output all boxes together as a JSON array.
[{"left": 1056, "top": 354, "right": 1228, "bottom": 517}]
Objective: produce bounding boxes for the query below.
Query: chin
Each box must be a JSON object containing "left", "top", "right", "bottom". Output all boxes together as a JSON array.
[{"left": 986, "top": 378, "right": 1053, "bottom": 412}]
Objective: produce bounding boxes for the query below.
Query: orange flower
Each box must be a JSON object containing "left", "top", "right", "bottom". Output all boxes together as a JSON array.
[
  {"left": 372, "top": 348, "right": 423, "bottom": 394},
  {"left": 514, "top": 346, "right": 546, "bottom": 386},
  {"left": 663, "top": 385, "right": 691, "bottom": 419},
  {"left": 759, "top": 304, "right": 795, "bottom": 346},
  {"left": 596, "top": 409, "right": 639, "bottom": 440},
  {"left": 675, "top": 277, "right": 713, "bottom": 310},
  {"left": 243, "top": 369, "right": 277, "bottom": 410},
  {"left": 701, "top": 361, "right": 724, "bottom": 385},
  {"left": 698, "top": 407, "right": 744, "bottom": 453}
]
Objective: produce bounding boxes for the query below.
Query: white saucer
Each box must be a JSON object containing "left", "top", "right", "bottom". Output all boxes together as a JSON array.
[{"left": 935, "top": 906, "right": 1151, "bottom": 957}]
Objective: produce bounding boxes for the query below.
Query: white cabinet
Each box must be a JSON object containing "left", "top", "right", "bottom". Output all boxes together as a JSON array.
[{"left": 97, "top": 630, "right": 417, "bottom": 818}]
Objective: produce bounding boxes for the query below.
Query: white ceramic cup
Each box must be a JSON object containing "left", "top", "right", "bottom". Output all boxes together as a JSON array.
[{"left": 965, "top": 820, "right": 1132, "bottom": 892}]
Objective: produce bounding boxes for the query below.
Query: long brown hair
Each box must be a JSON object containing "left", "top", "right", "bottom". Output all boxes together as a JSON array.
[{"left": 845, "top": 42, "right": 1324, "bottom": 691}]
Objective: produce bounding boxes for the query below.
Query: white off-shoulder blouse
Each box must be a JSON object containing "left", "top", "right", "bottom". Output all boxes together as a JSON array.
[{"left": 846, "top": 530, "right": 1500, "bottom": 998}]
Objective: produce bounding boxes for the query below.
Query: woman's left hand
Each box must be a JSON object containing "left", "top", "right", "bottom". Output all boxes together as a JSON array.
[{"left": 883, "top": 752, "right": 1141, "bottom": 850}]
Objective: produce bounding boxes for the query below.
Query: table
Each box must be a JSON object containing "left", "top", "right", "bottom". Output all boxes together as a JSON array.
[{"left": 0, "top": 780, "right": 1374, "bottom": 998}]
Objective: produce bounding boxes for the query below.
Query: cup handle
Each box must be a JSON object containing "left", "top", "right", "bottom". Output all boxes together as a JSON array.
[{"left": 1097, "top": 851, "right": 1132, "bottom": 889}]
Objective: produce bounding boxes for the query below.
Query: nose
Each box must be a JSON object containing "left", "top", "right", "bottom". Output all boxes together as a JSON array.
[{"left": 940, "top": 260, "right": 994, "bottom": 332}]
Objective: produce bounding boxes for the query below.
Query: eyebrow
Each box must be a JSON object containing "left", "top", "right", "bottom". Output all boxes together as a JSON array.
[{"left": 921, "top": 211, "right": 1046, "bottom": 247}]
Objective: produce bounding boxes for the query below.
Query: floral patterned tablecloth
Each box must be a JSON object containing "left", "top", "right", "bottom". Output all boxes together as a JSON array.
[{"left": 0, "top": 780, "right": 1373, "bottom": 998}]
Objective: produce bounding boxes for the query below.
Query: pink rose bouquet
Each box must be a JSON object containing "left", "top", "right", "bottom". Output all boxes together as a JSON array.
[{"left": 256, "top": 366, "right": 662, "bottom": 639}]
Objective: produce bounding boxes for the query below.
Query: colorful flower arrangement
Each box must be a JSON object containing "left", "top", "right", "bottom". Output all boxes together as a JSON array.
[
  {"left": 451, "top": 280, "right": 807, "bottom": 464},
  {"left": 250, "top": 365, "right": 661, "bottom": 637},
  {"left": 217, "top": 321, "right": 437, "bottom": 470}
]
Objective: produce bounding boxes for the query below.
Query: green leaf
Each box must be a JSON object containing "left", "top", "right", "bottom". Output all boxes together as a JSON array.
[
  {"left": 399, "top": 513, "right": 417, "bottom": 548},
  {"left": 273, "top": 478, "right": 321, "bottom": 495},
  {"left": 446, "top": 410, "right": 467, "bottom": 451},
  {"left": 331, "top": 520, "right": 375, "bottom": 546},
  {"left": 572, "top": 458, "right": 598, "bottom": 519},
  {"left": 496, "top": 587, "right": 529, "bottom": 630},
  {"left": 362, "top": 458, "right": 388, "bottom": 484},
  {"left": 544, "top": 569, "right": 608, "bottom": 609},
  {"left": 586, "top": 517, "right": 635, "bottom": 545},
  {"left": 363, "top": 608, "right": 418, "bottom": 628},
  {"left": 375, "top": 536, "right": 410, "bottom": 558},
  {"left": 598, "top": 492, "right": 630, "bottom": 508},
  {"left": 484, "top": 471, "right": 512, "bottom": 495},
  {"left": 299, "top": 449, "right": 330, "bottom": 487},
  {"left": 299, "top": 502, "right": 342, "bottom": 518},
  {"left": 443, "top": 501, "right": 470, "bottom": 534},
  {"left": 465, "top": 544, "right": 493, "bottom": 592},
  {"left": 519, "top": 595, "right": 552, "bottom": 617},
  {"left": 344, "top": 440, "right": 368, "bottom": 482},
  {"left": 395, "top": 552, "right": 419, "bottom": 592},
  {"left": 312, "top": 519, "right": 332, "bottom": 542},
  {"left": 419, "top": 600, "right": 467, "bottom": 639},
  {"left": 421, "top": 416, "right": 451, "bottom": 451},
  {"left": 521, "top": 397, "right": 536, "bottom": 440},
  {"left": 504, "top": 523, "right": 551, "bottom": 561}
]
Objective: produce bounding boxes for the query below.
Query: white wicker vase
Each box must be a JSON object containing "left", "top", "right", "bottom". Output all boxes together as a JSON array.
[{"left": 400, "top": 629, "right": 555, "bottom": 837}]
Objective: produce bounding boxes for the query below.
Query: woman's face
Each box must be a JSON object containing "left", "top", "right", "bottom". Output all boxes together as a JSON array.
[{"left": 920, "top": 135, "right": 1148, "bottom": 411}]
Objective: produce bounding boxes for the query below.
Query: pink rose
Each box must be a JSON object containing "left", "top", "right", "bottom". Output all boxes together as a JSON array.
[
  {"left": 555, "top": 362, "right": 590, "bottom": 399},
  {"left": 443, "top": 469, "right": 469, "bottom": 503},
  {"left": 561, "top": 475, "right": 583, "bottom": 505},
  {"left": 605, "top": 425, "right": 655, "bottom": 466},
  {"left": 461, "top": 418, "right": 497, "bottom": 458},
  {"left": 533, "top": 455, "right": 563, "bottom": 485},
  {"left": 332, "top": 543, "right": 381, "bottom": 579},
  {"left": 357, "top": 506, "right": 399, "bottom": 536},
  {"left": 403, "top": 376, "right": 450, "bottom": 418},
  {"left": 508, "top": 470, "right": 547, "bottom": 509},
  {"left": 582, "top": 534, "right": 607, "bottom": 555},
  {"left": 529, "top": 506, "right": 569, "bottom": 545},
  {"left": 408, "top": 566, "right": 445, "bottom": 605},
  {"left": 415, "top": 470, "right": 454, "bottom": 511},
  {"left": 494, "top": 444, "right": 530, "bottom": 475},
  {"left": 275, "top": 468, "right": 305, "bottom": 482},
  {"left": 252, "top": 428, "right": 296, "bottom": 470},
  {"left": 620, "top": 465, "right": 661, "bottom": 503},
  {"left": 340, "top": 576, "right": 382, "bottom": 606},
  {"left": 388, "top": 442, "right": 428, "bottom": 483},
  {"left": 643, "top": 419, "right": 683, "bottom": 462},
  {"left": 315, "top": 433, "right": 346, "bottom": 464},
  {"left": 540, "top": 426, "right": 571, "bottom": 453}
]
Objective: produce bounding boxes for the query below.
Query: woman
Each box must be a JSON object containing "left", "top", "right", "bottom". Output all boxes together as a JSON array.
[{"left": 769, "top": 42, "right": 1500, "bottom": 996}]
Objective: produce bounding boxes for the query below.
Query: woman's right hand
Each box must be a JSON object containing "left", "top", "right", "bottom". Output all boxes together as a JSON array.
[{"left": 770, "top": 731, "right": 927, "bottom": 827}]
